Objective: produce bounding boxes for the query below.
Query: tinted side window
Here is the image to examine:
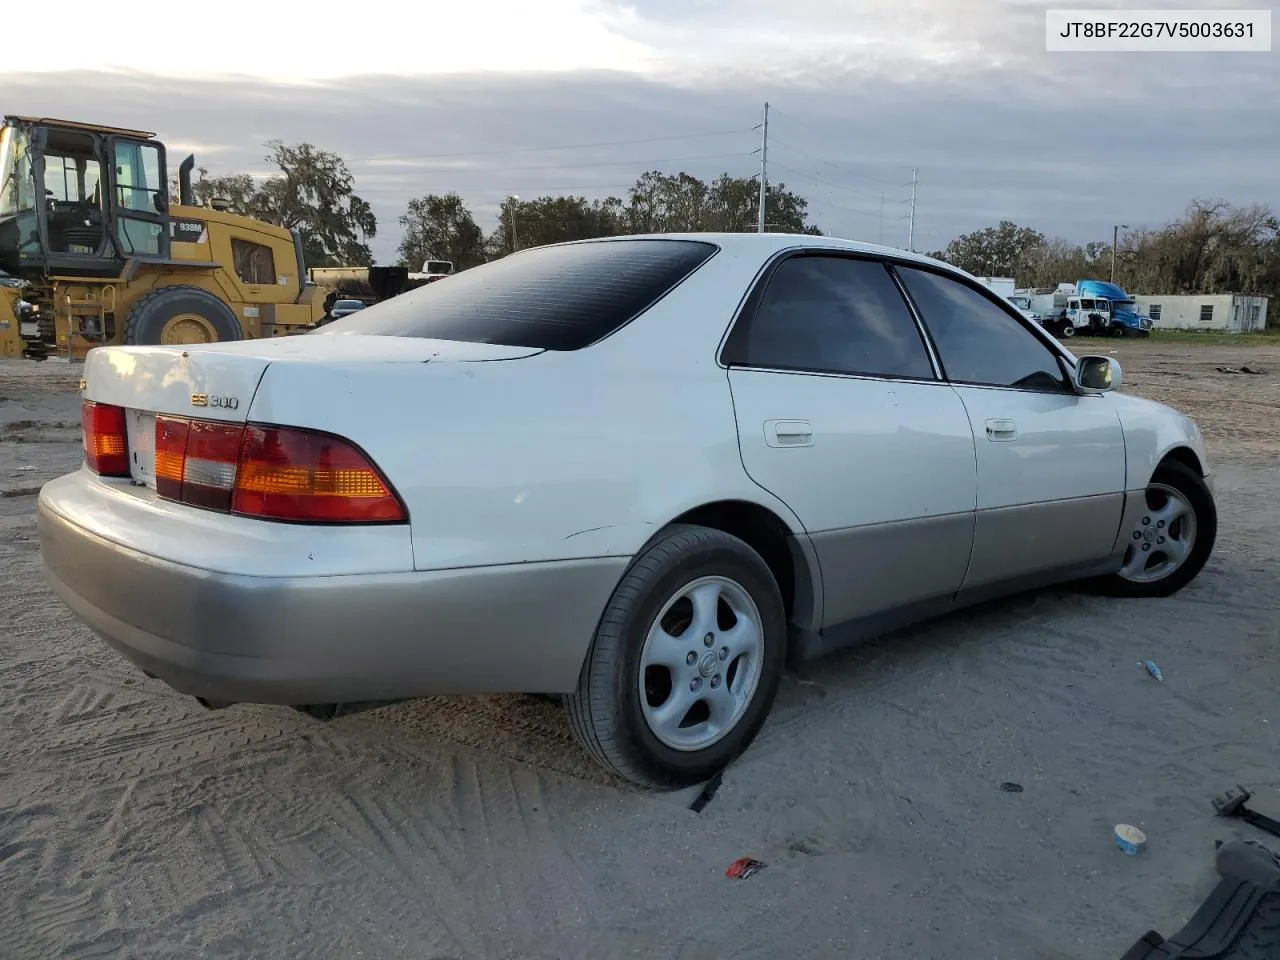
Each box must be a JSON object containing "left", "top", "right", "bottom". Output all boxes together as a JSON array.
[
  {"left": 317, "top": 239, "right": 716, "bottom": 350},
  {"left": 896, "top": 266, "right": 1069, "bottom": 392},
  {"left": 724, "top": 255, "right": 934, "bottom": 380}
]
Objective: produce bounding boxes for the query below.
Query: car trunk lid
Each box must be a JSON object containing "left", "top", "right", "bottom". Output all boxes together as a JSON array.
[{"left": 82, "top": 335, "right": 544, "bottom": 488}]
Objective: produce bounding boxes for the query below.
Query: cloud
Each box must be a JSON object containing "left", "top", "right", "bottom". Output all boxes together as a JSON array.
[
  {"left": 2, "top": 0, "right": 1275, "bottom": 263},
  {"left": 6, "top": 0, "right": 660, "bottom": 79}
]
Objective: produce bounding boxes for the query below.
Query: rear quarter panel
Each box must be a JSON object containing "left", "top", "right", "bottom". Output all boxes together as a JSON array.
[{"left": 247, "top": 351, "right": 802, "bottom": 571}]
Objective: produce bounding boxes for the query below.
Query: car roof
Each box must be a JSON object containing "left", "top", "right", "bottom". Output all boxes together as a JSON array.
[{"left": 545, "top": 231, "right": 955, "bottom": 272}]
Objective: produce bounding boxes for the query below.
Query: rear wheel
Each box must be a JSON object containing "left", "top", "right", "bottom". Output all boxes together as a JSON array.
[
  {"left": 1056, "top": 320, "right": 1075, "bottom": 338},
  {"left": 1092, "top": 459, "right": 1216, "bottom": 598},
  {"left": 124, "top": 285, "right": 242, "bottom": 346},
  {"left": 564, "top": 524, "right": 787, "bottom": 789}
]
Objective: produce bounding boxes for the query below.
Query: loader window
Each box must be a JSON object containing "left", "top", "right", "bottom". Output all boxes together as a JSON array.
[
  {"left": 231, "top": 239, "right": 275, "bottom": 285},
  {"left": 114, "top": 141, "right": 163, "bottom": 215},
  {"left": 0, "top": 125, "right": 42, "bottom": 268},
  {"left": 112, "top": 140, "right": 165, "bottom": 256}
]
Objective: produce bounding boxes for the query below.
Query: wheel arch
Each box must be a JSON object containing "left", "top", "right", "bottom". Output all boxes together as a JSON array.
[
  {"left": 1158, "top": 444, "right": 1205, "bottom": 477},
  {"left": 654, "top": 498, "right": 823, "bottom": 639}
]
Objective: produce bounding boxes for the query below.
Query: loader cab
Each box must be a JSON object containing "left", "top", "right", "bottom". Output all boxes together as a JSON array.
[{"left": 0, "top": 115, "right": 170, "bottom": 278}]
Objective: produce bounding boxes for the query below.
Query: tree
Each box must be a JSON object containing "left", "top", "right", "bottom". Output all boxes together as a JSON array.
[
  {"left": 184, "top": 142, "right": 377, "bottom": 267},
  {"left": 488, "top": 194, "right": 627, "bottom": 253},
  {"left": 1121, "top": 200, "right": 1278, "bottom": 294},
  {"left": 398, "top": 192, "right": 486, "bottom": 271},
  {"left": 938, "top": 220, "right": 1047, "bottom": 277},
  {"left": 622, "top": 171, "right": 820, "bottom": 235},
  {"left": 930, "top": 201, "right": 1280, "bottom": 297},
  {"left": 706, "top": 174, "right": 820, "bottom": 234},
  {"left": 254, "top": 141, "right": 376, "bottom": 267},
  {"left": 191, "top": 169, "right": 261, "bottom": 214}
]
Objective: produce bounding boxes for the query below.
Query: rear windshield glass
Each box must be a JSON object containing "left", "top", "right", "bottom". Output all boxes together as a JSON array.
[{"left": 316, "top": 238, "right": 718, "bottom": 350}]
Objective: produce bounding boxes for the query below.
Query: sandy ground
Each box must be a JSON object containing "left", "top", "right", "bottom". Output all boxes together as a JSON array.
[{"left": 1, "top": 337, "right": 1278, "bottom": 960}]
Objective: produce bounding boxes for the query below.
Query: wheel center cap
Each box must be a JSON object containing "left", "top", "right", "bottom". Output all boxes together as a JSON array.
[
  {"left": 1143, "top": 525, "right": 1157, "bottom": 543},
  {"left": 698, "top": 651, "right": 719, "bottom": 678}
]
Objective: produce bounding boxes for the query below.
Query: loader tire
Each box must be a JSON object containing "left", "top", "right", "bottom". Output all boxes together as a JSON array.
[{"left": 123, "top": 285, "right": 243, "bottom": 346}]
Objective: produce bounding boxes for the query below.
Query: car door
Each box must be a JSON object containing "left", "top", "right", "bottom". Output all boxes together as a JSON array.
[
  {"left": 893, "top": 264, "right": 1127, "bottom": 592},
  {"left": 721, "top": 252, "right": 978, "bottom": 631}
]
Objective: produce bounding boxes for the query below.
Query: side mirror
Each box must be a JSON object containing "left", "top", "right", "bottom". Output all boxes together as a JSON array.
[{"left": 1074, "top": 355, "right": 1122, "bottom": 393}]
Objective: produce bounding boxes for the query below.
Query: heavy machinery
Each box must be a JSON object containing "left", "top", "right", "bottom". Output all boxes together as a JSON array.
[
  {"left": 307, "top": 265, "right": 411, "bottom": 307},
  {"left": 307, "top": 257, "right": 455, "bottom": 313},
  {"left": 0, "top": 114, "right": 327, "bottom": 361}
]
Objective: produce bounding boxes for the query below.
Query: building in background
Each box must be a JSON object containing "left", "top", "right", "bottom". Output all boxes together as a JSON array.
[{"left": 1132, "top": 294, "right": 1268, "bottom": 332}]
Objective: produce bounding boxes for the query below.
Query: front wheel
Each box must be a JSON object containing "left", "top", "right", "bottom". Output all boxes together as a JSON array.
[
  {"left": 1091, "top": 459, "right": 1217, "bottom": 598},
  {"left": 1057, "top": 321, "right": 1075, "bottom": 339},
  {"left": 564, "top": 524, "right": 787, "bottom": 789}
]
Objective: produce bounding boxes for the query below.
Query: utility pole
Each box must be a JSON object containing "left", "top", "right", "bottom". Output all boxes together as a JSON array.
[
  {"left": 879, "top": 191, "right": 886, "bottom": 244},
  {"left": 907, "top": 167, "right": 918, "bottom": 251},
  {"left": 757, "top": 102, "right": 769, "bottom": 233},
  {"left": 508, "top": 194, "right": 520, "bottom": 252},
  {"left": 1110, "top": 223, "right": 1128, "bottom": 283}
]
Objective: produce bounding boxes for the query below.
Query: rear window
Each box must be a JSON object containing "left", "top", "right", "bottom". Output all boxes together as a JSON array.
[{"left": 316, "top": 238, "right": 718, "bottom": 350}]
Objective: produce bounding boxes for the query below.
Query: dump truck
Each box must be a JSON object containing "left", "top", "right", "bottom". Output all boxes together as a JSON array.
[{"left": 0, "top": 114, "right": 326, "bottom": 361}]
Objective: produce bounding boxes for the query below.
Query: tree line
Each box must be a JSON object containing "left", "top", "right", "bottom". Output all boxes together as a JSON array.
[
  {"left": 193, "top": 140, "right": 1279, "bottom": 297},
  {"left": 926, "top": 202, "right": 1280, "bottom": 296}
]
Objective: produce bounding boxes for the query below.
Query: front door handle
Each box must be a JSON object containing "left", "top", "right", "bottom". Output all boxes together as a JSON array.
[
  {"left": 985, "top": 418, "right": 1018, "bottom": 441},
  {"left": 765, "top": 419, "right": 813, "bottom": 447}
]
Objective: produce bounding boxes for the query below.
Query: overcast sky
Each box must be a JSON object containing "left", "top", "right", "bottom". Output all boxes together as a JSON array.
[{"left": 5, "top": 0, "right": 1275, "bottom": 263}]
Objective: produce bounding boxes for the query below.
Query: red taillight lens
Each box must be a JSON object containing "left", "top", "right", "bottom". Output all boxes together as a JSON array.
[
  {"left": 152, "top": 417, "right": 405, "bottom": 524},
  {"left": 82, "top": 400, "right": 130, "bottom": 476},
  {"left": 232, "top": 426, "right": 405, "bottom": 523}
]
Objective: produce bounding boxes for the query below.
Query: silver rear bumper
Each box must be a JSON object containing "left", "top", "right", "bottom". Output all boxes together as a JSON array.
[{"left": 38, "top": 496, "right": 624, "bottom": 705}]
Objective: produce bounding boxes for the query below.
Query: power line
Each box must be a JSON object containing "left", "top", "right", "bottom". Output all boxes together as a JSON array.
[
  {"left": 766, "top": 141, "right": 896, "bottom": 204},
  {"left": 767, "top": 107, "right": 913, "bottom": 187},
  {"left": 767, "top": 136, "right": 896, "bottom": 202},
  {"left": 352, "top": 128, "right": 755, "bottom": 164},
  {"left": 765, "top": 160, "right": 882, "bottom": 219}
]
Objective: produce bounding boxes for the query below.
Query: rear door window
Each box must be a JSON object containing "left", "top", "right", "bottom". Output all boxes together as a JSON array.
[
  {"left": 318, "top": 239, "right": 718, "bottom": 350},
  {"left": 721, "top": 254, "right": 936, "bottom": 380}
]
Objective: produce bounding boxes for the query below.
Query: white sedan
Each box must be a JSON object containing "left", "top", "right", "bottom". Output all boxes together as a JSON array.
[{"left": 38, "top": 233, "right": 1217, "bottom": 789}]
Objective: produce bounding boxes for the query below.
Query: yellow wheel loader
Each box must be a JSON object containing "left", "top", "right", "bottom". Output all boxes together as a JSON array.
[{"left": 0, "top": 115, "right": 326, "bottom": 361}]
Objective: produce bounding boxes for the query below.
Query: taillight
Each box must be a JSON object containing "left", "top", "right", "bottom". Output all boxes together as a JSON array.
[
  {"left": 152, "top": 417, "right": 405, "bottom": 524},
  {"left": 233, "top": 425, "right": 405, "bottom": 522},
  {"left": 82, "top": 400, "right": 130, "bottom": 476}
]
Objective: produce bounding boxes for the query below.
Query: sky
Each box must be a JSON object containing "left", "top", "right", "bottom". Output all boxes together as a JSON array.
[{"left": 3, "top": 0, "right": 1276, "bottom": 264}]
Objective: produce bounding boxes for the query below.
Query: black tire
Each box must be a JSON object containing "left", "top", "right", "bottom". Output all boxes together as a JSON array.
[
  {"left": 1089, "top": 459, "right": 1217, "bottom": 599},
  {"left": 123, "top": 284, "right": 242, "bottom": 346},
  {"left": 564, "top": 524, "right": 787, "bottom": 789},
  {"left": 1057, "top": 321, "right": 1075, "bottom": 338}
]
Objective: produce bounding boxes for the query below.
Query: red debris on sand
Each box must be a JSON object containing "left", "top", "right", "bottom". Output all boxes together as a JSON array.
[{"left": 725, "top": 857, "right": 766, "bottom": 880}]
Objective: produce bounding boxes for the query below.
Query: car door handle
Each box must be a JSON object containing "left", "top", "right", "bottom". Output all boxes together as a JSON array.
[
  {"left": 985, "top": 419, "right": 1018, "bottom": 441},
  {"left": 765, "top": 419, "right": 814, "bottom": 447}
]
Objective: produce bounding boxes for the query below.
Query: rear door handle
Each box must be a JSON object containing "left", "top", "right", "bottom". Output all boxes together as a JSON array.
[
  {"left": 765, "top": 419, "right": 813, "bottom": 447},
  {"left": 985, "top": 418, "right": 1018, "bottom": 441}
]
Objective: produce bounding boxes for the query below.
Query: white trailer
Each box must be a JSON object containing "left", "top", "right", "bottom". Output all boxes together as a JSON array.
[{"left": 975, "top": 276, "right": 1017, "bottom": 299}]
